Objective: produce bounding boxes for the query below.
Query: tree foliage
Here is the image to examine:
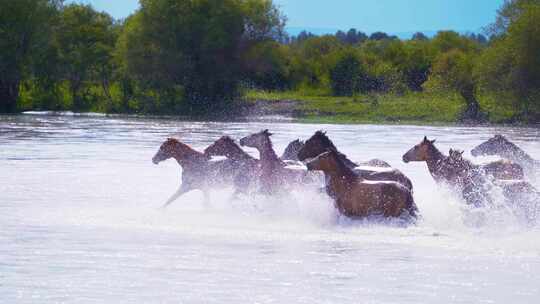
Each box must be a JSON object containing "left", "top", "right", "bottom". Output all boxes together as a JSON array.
[
  {"left": 56, "top": 4, "right": 117, "bottom": 109},
  {"left": 2, "top": 0, "right": 540, "bottom": 122},
  {"left": 0, "top": 0, "right": 60, "bottom": 112}
]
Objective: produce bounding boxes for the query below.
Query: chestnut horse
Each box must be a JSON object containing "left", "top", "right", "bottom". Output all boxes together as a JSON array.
[
  {"left": 152, "top": 138, "right": 237, "bottom": 207},
  {"left": 306, "top": 150, "right": 417, "bottom": 219},
  {"left": 297, "top": 131, "right": 413, "bottom": 191},
  {"left": 471, "top": 134, "right": 538, "bottom": 177},
  {"left": 239, "top": 130, "right": 316, "bottom": 194}
]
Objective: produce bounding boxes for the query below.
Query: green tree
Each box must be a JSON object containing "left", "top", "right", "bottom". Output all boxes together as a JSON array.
[
  {"left": 289, "top": 35, "right": 342, "bottom": 89},
  {"left": 476, "top": 2, "right": 540, "bottom": 119},
  {"left": 56, "top": 4, "right": 117, "bottom": 110},
  {"left": 487, "top": 0, "right": 540, "bottom": 36},
  {"left": 118, "top": 0, "right": 285, "bottom": 113},
  {"left": 242, "top": 41, "right": 290, "bottom": 90},
  {"left": 329, "top": 50, "right": 364, "bottom": 96},
  {"left": 0, "top": 0, "right": 60, "bottom": 112},
  {"left": 411, "top": 32, "right": 429, "bottom": 41},
  {"left": 425, "top": 50, "right": 482, "bottom": 120},
  {"left": 431, "top": 31, "right": 480, "bottom": 53}
]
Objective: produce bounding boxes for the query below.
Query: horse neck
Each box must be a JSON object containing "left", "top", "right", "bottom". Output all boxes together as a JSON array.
[
  {"left": 336, "top": 151, "right": 358, "bottom": 168},
  {"left": 172, "top": 145, "right": 207, "bottom": 168},
  {"left": 322, "top": 137, "right": 358, "bottom": 168},
  {"left": 425, "top": 146, "right": 446, "bottom": 178},
  {"left": 226, "top": 143, "right": 254, "bottom": 161},
  {"left": 258, "top": 139, "right": 281, "bottom": 164},
  {"left": 326, "top": 157, "right": 358, "bottom": 182},
  {"left": 502, "top": 143, "right": 535, "bottom": 165}
]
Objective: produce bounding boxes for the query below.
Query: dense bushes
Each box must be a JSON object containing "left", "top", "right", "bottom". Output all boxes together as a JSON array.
[{"left": 1, "top": 0, "right": 539, "bottom": 122}]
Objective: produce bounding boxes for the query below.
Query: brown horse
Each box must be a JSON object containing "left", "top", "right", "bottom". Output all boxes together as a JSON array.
[
  {"left": 239, "top": 130, "right": 316, "bottom": 194},
  {"left": 471, "top": 134, "right": 538, "bottom": 177},
  {"left": 297, "top": 131, "right": 413, "bottom": 191},
  {"left": 403, "top": 137, "right": 497, "bottom": 207},
  {"left": 203, "top": 136, "right": 261, "bottom": 193},
  {"left": 448, "top": 147, "right": 539, "bottom": 219},
  {"left": 204, "top": 136, "right": 257, "bottom": 163},
  {"left": 306, "top": 150, "right": 417, "bottom": 219},
  {"left": 152, "top": 138, "right": 237, "bottom": 207}
]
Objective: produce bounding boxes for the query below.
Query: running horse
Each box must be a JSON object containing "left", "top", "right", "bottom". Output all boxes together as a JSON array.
[
  {"left": 152, "top": 138, "right": 237, "bottom": 207},
  {"left": 203, "top": 136, "right": 261, "bottom": 193},
  {"left": 402, "top": 137, "right": 499, "bottom": 206},
  {"left": 471, "top": 134, "right": 538, "bottom": 178},
  {"left": 306, "top": 150, "right": 417, "bottom": 219},
  {"left": 448, "top": 148, "right": 539, "bottom": 221},
  {"left": 239, "top": 130, "right": 317, "bottom": 194},
  {"left": 297, "top": 131, "right": 413, "bottom": 191},
  {"left": 280, "top": 139, "right": 305, "bottom": 161}
]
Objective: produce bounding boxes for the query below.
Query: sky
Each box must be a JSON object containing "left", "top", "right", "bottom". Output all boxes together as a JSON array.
[{"left": 67, "top": 0, "right": 504, "bottom": 34}]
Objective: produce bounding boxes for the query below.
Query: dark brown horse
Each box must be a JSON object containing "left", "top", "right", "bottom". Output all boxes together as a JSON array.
[
  {"left": 152, "top": 138, "right": 237, "bottom": 207},
  {"left": 280, "top": 139, "right": 305, "bottom": 161},
  {"left": 471, "top": 134, "right": 538, "bottom": 177},
  {"left": 239, "top": 130, "right": 316, "bottom": 194},
  {"left": 297, "top": 131, "right": 413, "bottom": 191},
  {"left": 306, "top": 150, "right": 417, "bottom": 219}
]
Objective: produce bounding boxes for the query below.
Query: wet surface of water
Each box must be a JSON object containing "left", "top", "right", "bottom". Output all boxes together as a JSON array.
[{"left": 1, "top": 113, "right": 539, "bottom": 303}]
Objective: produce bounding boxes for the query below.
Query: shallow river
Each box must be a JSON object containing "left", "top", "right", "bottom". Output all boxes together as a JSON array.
[{"left": 1, "top": 113, "right": 539, "bottom": 303}]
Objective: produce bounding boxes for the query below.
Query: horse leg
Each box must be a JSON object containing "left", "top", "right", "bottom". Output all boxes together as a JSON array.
[{"left": 161, "top": 183, "right": 190, "bottom": 208}]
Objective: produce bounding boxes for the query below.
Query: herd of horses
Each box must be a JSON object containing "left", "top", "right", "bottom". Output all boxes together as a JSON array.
[{"left": 152, "top": 131, "right": 539, "bottom": 222}]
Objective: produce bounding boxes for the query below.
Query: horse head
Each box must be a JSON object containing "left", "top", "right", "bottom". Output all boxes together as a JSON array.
[
  {"left": 471, "top": 134, "right": 511, "bottom": 157},
  {"left": 153, "top": 138, "right": 208, "bottom": 165},
  {"left": 297, "top": 130, "right": 335, "bottom": 161},
  {"left": 306, "top": 149, "right": 342, "bottom": 173},
  {"left": 239, "top": 129, "right": 272, "bottom": 150},
  {"left": 402, "top": 136, "right": 437, "bottom": 163}
]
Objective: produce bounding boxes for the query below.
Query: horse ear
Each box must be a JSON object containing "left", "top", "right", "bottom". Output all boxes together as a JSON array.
[
  {"left": 430, "top": 139, "right": 436, "bottom": 144},
  {"left": 423, "top": 136, "right": 428, "bottom": 142},
  {"left": 459, "top": 150, "right": 464, "bottom": 156}
]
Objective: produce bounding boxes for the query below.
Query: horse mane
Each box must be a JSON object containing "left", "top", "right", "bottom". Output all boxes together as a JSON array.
[
  {"left": 314, "top": 131, "right": 358, "bottom": 167},
  {"left": 425, "top": 139, "right": 445, "bottom": 161},
  {"left": 496, "top": 135, "right": 523, "bottom": 152},
  {"left": 167, "top": 138, "right": 207, "bottom": 161},
  {"left": 326, "top": 150, "right": 357, "bottom": 179},
  {"left": 281, "top": 139, "right": 304, "bottom": 160},
  {"left": 314, "top": 131, "right": 337, "bottom": 150},
  {"left": 221, "top": 136, "right": 255, "bottom": 160},
  {"left": 492, "top": 135, "right": 535, "bottom": 163}
]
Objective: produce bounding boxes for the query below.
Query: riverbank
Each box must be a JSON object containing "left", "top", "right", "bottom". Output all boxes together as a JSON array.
[
  {"left": 12, "top": 89, "right": 525, "bottom": 125},
  {"left": 243, "top": 90, "right": 518, "bottom": 125}
]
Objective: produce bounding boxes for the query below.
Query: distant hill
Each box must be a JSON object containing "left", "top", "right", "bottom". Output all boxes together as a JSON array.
[{"left": 285, "top": 27, "right": 481, "bottom": 39}]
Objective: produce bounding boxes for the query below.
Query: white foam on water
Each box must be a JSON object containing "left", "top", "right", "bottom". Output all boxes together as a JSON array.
[{"left": 2, "top": 115, "right": 540, "bottom": 303}]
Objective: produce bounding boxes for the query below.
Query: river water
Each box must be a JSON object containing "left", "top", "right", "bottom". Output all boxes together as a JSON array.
[{"left": 1, "top": 113, "right": 539, "bottom": 303}]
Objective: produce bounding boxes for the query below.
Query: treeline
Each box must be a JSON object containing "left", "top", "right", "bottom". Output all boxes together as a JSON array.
[{"left": 1, "top": 0, "right": 539, "bottom": 121}]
